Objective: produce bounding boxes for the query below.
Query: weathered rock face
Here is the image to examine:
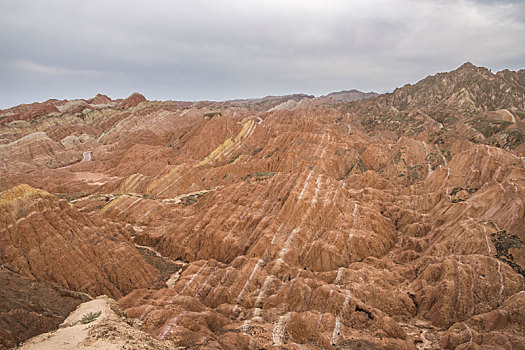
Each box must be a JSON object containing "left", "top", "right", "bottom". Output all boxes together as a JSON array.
[
  {"left": 0, "top": 132, "right": 81, "bottom": 171},
  {"left": 0, "top": 101, "right": 60, "bottom": 125},
  {"left": 0, "top": 184, "right": 161, "bottom": 348},
  {"left": 439, "top": 291, "right": 525, "bottom": 349},
  {"left": 0, "top": 267, "right": 89, "bottom": 350},
  {"left": 1, "top": 63, "right": 524, "bottom": 349},
  {"left": 0, "top": 185, "right": 158, "bottom": 298}
]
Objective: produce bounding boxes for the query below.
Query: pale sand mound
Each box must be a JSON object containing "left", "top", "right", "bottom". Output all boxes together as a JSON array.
[{"left": 19, "top": 296, "right": 178, "bottom": 350}]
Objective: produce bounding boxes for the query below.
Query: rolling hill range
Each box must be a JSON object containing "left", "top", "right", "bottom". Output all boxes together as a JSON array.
[{"left": 1, "top": 63, "right": 524, "bottom": 349}]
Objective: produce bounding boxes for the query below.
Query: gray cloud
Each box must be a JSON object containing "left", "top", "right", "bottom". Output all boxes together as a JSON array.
[{"left": 0, "top": 0, "right": 524, "bottom": 108}]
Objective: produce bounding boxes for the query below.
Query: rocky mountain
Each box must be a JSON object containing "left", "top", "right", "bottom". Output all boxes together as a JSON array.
[
  {"left": 226, "top": 90, "right": 378, "bottom": 111},
  {"left": 0, "top": 63, "right": 524, "bottom": 349},
  {"left": 346, "top": 63, "right": 525, "bottom": 154},
  {"left": 321, "top": 89, "right": 379, "bottom": 102},
  {"left": 227, "top": 93, "right": 316, "bottom": 111},
  {"left": 357, "top": 62, "right": 525, "bottom": 113}
]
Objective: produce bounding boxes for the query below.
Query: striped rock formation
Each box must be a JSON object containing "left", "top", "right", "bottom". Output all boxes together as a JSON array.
[{"left": 1, "top": 64, "right": 525, "bottom": 349}]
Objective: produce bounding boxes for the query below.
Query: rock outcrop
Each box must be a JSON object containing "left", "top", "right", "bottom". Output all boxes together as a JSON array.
[{"left": 18, "top": 296, "right": 178, "bottom": 350}]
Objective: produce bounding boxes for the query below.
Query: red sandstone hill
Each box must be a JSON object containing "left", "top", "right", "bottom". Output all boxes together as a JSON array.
[
  {"left": 0, "top": 63, "right": 524, "bottom": 349},
  {"left": 0, "top": 184, "right": 160, "bottom": 348},
  {"left": 0, "top": 184, "right": 159, "bottom": 297}
]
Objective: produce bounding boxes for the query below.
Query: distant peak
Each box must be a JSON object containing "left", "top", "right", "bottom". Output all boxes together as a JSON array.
[
  {"left": 322, "top": 89, "right": 379, "bottom": 102},
  {"left": 326, "top": 89, "right": 360, "bottom": 95},
  {"left": 129, "top": 92, "right": 146, "bottom": 98},
  {"left": 119, "top": 92, "right": 147, "bottom": 109},
  {"left": 88, "top": 93, "right": 112, "bottom": 104},
  {"left": 458, "top": 62, "right": 477, "bottom": 70}
]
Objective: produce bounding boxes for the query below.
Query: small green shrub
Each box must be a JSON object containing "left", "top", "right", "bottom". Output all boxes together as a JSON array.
[
  {"left": 204, "top": 112, "right": 221, "bottom": 119},
  {"left": 79, "top": 311, "right": 101, "bottom": 324},
  {"left": 503, "top": 130, "right": 524, "bottom": 149},
  {"left": 471, "top": 117, "right": 511, "bottom": 138},
  {"left": 180, "top": 192, "right": 207, "bottom": 206},
  {"left": 241, "top": 172, "right": 277, "bottom": 181}
]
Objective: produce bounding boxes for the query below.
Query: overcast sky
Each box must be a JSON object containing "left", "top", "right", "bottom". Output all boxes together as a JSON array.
[{"left": 0, "top": 0, "right": 524, "bottom": 108}]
